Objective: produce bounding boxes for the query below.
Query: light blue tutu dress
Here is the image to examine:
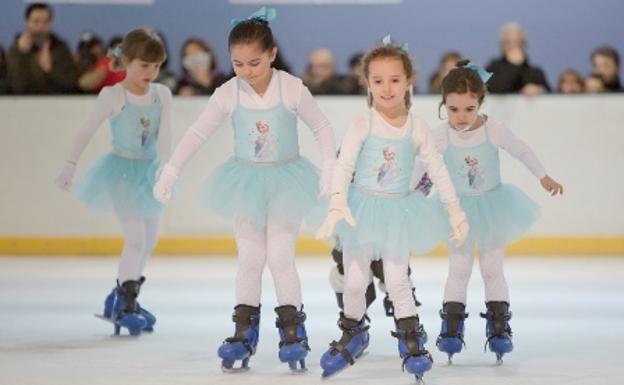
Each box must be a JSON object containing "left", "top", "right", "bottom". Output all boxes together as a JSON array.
[
  {"left": 199, "top": 72, "right": 319, "bottom": 227},
  {"left": 435, "top": 121, "right": 540, "bottom": 249},
  {"left": 74, "top": 86, "right": 163, "bottom": 218},
  {"left": 335, "top": 111, "right": 447, "bottom": 260}
]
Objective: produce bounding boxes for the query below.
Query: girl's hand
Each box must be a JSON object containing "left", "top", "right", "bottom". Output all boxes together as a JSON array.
[
  {"left": 315, "top": 193, "right": 356, "bottom": 240},
  {"left": 540, "top": 175, "right": 564, "bottom": 196},
  {"left": 153, "top": 164, "right": 179, "bottom": 204},
  {"left": 54, "top": 162, "right": 76, "bottom": 192},
  {"left": 446, "top": 201, "right": 469, "bottom": 246}
]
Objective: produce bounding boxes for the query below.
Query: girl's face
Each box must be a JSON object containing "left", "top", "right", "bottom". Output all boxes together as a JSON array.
[
  {"left": 123, "top": 57, "right": 161, "bottom": 91},
  {"left": 367, "top": 57, "right": 411, "bottom": 111},
  {"left": 230, "top": 42, "right": 276, "bottom": 88},
  {"left": 445, "top": 92, "right": 481, "bottom": 131}
]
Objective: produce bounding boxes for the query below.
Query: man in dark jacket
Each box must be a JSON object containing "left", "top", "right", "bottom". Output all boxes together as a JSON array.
[
  {"left": 7, "top": 2, "right": 77, "bottom": 94},
  {"left": 486, "top": 22, "right": 550, "bottom": 95}
]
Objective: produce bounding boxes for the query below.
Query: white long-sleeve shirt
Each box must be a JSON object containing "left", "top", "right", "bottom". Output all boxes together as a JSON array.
[
  {"left": 332, "top": 108, "right": 458, "bottom": 204},
  {"left": 66, "top": 83, "right": 173, "bottom": 163},
  {"left": 167, "top": 69, "right": 335, "bottom": 171},
  {"left": 431, "top": 119, "right": 547, "bottom": 180}
]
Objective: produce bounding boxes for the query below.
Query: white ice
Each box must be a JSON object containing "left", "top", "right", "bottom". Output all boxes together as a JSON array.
[{"left": 1, "top": 255, "right": 622, "bottom": 385}]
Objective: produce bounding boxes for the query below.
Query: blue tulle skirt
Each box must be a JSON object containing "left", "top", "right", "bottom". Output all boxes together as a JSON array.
[
  {"left": 335, "top": 186, "right": 448, "bottom": 260},
  {"left": 73, "top": 153, "right": 163, "bottom": 218},
  {"left": 433, "top": 183, "right": 540, "bottom": 249},
  {"left": 199, "top": 157, "right": 320, "bottom": 227}
]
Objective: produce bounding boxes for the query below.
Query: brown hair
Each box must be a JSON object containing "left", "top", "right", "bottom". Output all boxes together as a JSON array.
[
  {"left": 228, "top": 19, "right": 275, "bottom": 52},
  {"left": 439, "top": 59, "right": 487, "bottom": 118},
  {"left": 361, "top": 43, "right": 414, "bottom": 108},
  {"left": 109, "top": 28, "right": 166, "bottom": 71}
]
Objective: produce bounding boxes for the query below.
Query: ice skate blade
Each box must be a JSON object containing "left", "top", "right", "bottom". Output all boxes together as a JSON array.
[
  {"left": 95, "top": 313, "right": 154, "bottom": 333},
  {"left": 320, "top": 351, "right": 368, "bottom": 379},
  {"left": 94, "top": 313, "right": 114, "bottom": 324},
  {"left": 221, "top": 366, "right": 251, "bottom": 374},
  {"left": 288, "top": 359, "right": 308, "bottom": 374}
]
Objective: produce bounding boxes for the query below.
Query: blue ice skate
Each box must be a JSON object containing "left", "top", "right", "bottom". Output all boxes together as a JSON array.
[
  {"left": 275, "top": 305, "right": 310, "bottom": 372},
  {"left": 103, "top": 280, "right": 148, "bottom": 336},
  {"left": 392, "top": 316, "right": 433, "bottom": 384},
  {"left": 218, "top": 305, "right": 261, "bottom": 373},
  {"left": 320, "top": 313, "right": 369, "bottom": 378},
  {"left": 480, "top": 301, "right": 513, "bottom": 364},
  {"left": 436, "top": 302, "right": 468, "bottom": 363},
  {"left": 100, "top": 277, "right": 156, "bottom": 332}
]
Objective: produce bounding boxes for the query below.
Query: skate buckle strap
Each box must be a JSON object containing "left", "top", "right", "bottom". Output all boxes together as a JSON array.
[
  {"left": 329, "top": 340, "right": 355, "bottom": 365},
  {"left": 391, "top": 329, "right": 430, "bottom": 356},
  {"left": 223, "top": 336, "right": 257, "bottom": 355}
]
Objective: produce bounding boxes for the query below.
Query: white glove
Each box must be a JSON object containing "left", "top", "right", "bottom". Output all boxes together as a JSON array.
[
  {"left": 445, "top": 201, "right": 469, "bottom": 246},
  {"left": 315, "top": 193, "right": 357, "bottom": 239},
  {"left": 319, "top": 159, "right": 335, "bottom": 199},
  {"left": 54, "top": 162, "right": 76, "bottom": 191},
  {"left": 152, "top": 164, "right": 179, "bottom": 204}
]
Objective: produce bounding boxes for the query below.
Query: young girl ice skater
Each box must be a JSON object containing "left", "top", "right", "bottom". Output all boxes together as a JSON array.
[
  {"left": 152, "top": 7, "right": 336, "bottom": 372},
  {"left": 54, "top": 28, "right": 172, "bottom": 336},
  {"left": 433, "top": 60, "right": 564, "bottom": 364},
  {"left": 315, "top": 36, "right": 469, "bottom": 383}
]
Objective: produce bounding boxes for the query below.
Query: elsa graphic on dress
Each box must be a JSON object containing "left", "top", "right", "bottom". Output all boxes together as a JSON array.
[
  {"left": 253, "top": 119, "right": 276, "bottom": 160},
  {"left": 464, "top": 155, "right": 484, "bottom": 190},
  {"left": 377, "top": 146, "right": 400, "bottom": 187},
  {"left": 140, "top": 115, "right": 154, "bottom": 147}
]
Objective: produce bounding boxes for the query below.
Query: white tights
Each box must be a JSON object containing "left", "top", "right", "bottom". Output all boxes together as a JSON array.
[
  {"left": 116, "top": 212, "right": 160, "bottom": 284},
  {"left": 342, "top": 248, "right": 416, "bottom": 320},
  {"left": 233, "top": 215, "right": 302, "bottom": 308},
  {"left": 443, "top": 239, "right": 509, "bottom": 304}
]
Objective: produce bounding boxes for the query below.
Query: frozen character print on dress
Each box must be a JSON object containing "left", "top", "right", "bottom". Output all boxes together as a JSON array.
[
  {"left": 377, "top": 146, "right": 400, "bottom": 187},
  {"left": 463, "top": 155, "right": 485, "bottom": 190},
  {"left": 140, "top": 115, "right": 154, "bottom": 148},
  {"left": 253, "top": 120, "right": 277, "bottom": 160}
]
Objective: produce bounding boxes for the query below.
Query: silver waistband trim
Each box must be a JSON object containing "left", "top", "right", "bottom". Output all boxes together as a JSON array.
[
  {"left": 234, "top": 155, "right": 301, "bottom": 167},
  {"left": 354, "top": 185, "right": 409, "bottom": 199},
  {"left": 112, "top": 151, "right": 155, "bottom": 161},
  {"left": 458, "top": 183, "right": 502, "bottom": 197}
]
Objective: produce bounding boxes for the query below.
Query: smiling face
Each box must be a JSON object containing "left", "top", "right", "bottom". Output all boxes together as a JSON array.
[
  {"left": 230, "top": 42, "right": 276, "bottom": 91},
  {"left": 444, "top": 92, "right": 481, "bottom": 131},
  {"left": 367, "top": 57, "right": 412, "bottom": 112}
]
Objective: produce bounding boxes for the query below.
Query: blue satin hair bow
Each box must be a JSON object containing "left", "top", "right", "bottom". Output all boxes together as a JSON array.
[
  {"left": 231, "top": 6, "right": 277, "bottom": 27},
  {"left": 382, "top": 34, "right": 408, "bottom": 51},
  {"left": 464, "top": 62, "right": 493, "bottom": 83}
]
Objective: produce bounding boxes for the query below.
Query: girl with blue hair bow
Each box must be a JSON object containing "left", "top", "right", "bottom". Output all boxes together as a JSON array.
[
  {"left": 315, "top": 36, "right": 469, "bottom": 383},
  {"left": 432, "top": 59, "right": 563, "bottom": 365},
  {"left": 153, "top": 7, "right": 336, "bottom": 373}
]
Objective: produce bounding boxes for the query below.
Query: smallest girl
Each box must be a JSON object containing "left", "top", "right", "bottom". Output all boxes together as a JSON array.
[
  {"left": 433, "top": 60, "right": 563, "bottom": 364},
  {"left": 54, "top": 28, "right": 172, "bottom": 336}
]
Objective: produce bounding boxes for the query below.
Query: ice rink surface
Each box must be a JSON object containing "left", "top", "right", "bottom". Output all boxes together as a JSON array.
[{"left": 1, "top": 255, "right": 622, "bottom": 385}]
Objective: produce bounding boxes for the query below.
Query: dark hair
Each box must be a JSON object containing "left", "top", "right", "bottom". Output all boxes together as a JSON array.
[
  {"left": 228, "top": 19, "right": 275, "bottom": 52},
  {"left": 361, "top": 43, "right": 414, "bottom": 108},
  {"left": 25, "top": 3, "right": 53, "bottom": 20},
  {"left": 76, "top": 31, "right": 103, "bottom": 75},
  {"left": 591, "top": 46, "right": 620, "bottom": 67},
  {"left": 110, "top": 28, "right": 166, "bottom": 71},
  {"left": 439, "top": 59, "right": 487, "bottom": 117}
]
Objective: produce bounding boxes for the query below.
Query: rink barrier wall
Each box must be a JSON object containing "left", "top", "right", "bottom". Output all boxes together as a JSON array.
[
  {"left": 0, "top": 236, "right": 623, "bottom": 256},
  {"left": 1, "top": 95, "right": 623, "bottom": 255}
]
